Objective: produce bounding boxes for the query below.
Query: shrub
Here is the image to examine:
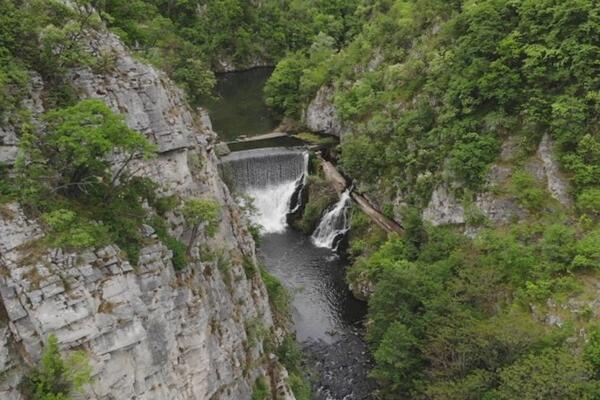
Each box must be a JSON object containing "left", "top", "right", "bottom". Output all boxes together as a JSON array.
[
  {"left": 182, "top": 198, "right": 221, "bottom": 254},
  {"left": 540, "top": 224, "right": 576, "bottom": 265},
  {"left": 251, "top": 377, "right": 269, "bottom": 400},
  {"left": 510, "top": 170, "right": 545, "bottom": 211},
  {"left": 264, "top": 52, "right": 307, "bottom": 118},
  {"left": 20, "top": 334, "right": 92, "bottom": 400},
  {"left": 577, "top": 188, "right": 600, "bottom": 218},
  {"left": 572, "top": 230, "right": 600, "bottom": 270},
  {"left": 41, "top": 209, "right": 109, "bottom": 249},
  {"left": 491, "top": 348, "right": 593, "bottom": 400}
]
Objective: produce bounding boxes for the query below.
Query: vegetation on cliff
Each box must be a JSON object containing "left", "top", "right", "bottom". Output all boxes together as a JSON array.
[{"left": 20, "top": 335, "right": 91, "bottom": 400}]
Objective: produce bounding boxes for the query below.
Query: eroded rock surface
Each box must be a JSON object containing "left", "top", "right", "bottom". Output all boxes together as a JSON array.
[
  {"left": 304, "top": 86, "right": 343, "bottom": 137},
  {"left": 0, "top": 30, "right": 293, "bottom": 400}
]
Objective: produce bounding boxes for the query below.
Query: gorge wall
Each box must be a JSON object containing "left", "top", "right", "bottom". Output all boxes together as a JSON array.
[{"left": 0, "top": 28, "right": 293, "bottom": 400}]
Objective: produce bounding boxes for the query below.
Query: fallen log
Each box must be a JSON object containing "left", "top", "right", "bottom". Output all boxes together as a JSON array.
[{"left": 317, "top": 154, "right": 403, "bottom": 234}]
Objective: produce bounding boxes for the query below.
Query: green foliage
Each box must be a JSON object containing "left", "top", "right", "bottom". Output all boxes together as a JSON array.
[
  {"left": 449, "top": 133, "right": 500, "bottom": 188},
  {"left": 182, "top": 198, "right": 221, "bottom": 240},
  {"left": 17, "top": 99, "right": 155, "bottom": 207},
  {"left": 348, "top": 217, "right": 600, "bottom": 398},
  {"left": 572, "top": 230, "right": 600, "bottom": 270},
  {"left": 9, "top": 100, "right": 160, "bottom": 264},
  {"left": 100, "top": 0, "right": 360, "bottom": 103},
  {"left": 20, "top": 334, "right": 92, "bottom": 400},
  {"left": 41, "top": 209, "right": 109, "bottom": 249},
  {"left": 242, "top": 256, "right": 257, "bottom": 279},
  {"left": 585, "top": 326, "right": 600, "bottom": 373},
  {"left": 276, "top": 335, "right": 311, "bottom": 400},
  {"left": 510, "top": 170, "right": 546, "bottom": 211},
  {"left": 149, "top": 215, "right": 188, "bottom": 271},
  {"left": 578, "top": 188, "right": 600, "bottom": 219},
  {"left": 540, "top": 224, "right": 576, "bottom": 266},
  {"left": 260, "top": 266, "right": 290, "bottom": 326},
  {"left": 491, "top": 348, "right": 595, "bottom": 400},
  {"left": 267, "top": 0, "right": 600, "bottom": 200},
  {"left": 264, "top": 52, "right": 307, "bottom": 118},
  {"left": 250, "top": 377, "right": 269, "bottom": 400},
  {"left": 371, "top": 321, "right": 421, "bottom": 395}
]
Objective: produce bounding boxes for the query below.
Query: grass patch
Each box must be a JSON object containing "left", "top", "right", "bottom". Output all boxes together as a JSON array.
[
  {"left": 251, "top": 377, "right": 270, "bottom": 400},
  {"left": 260, "top": 266, "right": 290, "bottom": 326},
  {"left": 294, "top": 132, "right": 338, "bottom": 145}
]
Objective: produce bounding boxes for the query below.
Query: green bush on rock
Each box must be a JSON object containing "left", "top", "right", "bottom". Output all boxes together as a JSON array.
[{"left": 20, "top": 334, "right": 92, "bottom": 400}]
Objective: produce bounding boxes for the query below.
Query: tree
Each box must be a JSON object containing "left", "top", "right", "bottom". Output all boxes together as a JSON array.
[
  {"left": 182, "top": 198, "right": 221, "bottom": 254},
  {"left": 372, "top": 321, "right": 422, "bottom": 396},
  {"left": 491, "top": 348, "right": 594, "bottom": 400},
  {"left": 17, "top": 99, "right": 155, "bottom": 205},
  {"left": 264, "top": 52, "right": 307, "bottom": 117},
  {"left": 20, "top": 334, "right": 92, "bottom": 400}
]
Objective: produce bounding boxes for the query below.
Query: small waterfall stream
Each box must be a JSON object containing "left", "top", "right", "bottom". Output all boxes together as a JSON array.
[{"left": 311, "top": 190, "right": 352, "bottom": 250}]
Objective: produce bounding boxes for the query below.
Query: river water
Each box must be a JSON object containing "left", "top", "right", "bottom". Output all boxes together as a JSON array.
[
  {"left": 208, "top": 69, "right": 375, "bottom": 400},
  {"left": 260, "top": 230, "right": 375, "bottom": 400},
  {"left": 203, "top": 68, "right": 280, "bottom": 141}
]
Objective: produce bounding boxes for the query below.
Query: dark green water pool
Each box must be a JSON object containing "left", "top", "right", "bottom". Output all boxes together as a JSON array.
[{"left": 203, "top": 67, "right": 280, "bottom": 141}]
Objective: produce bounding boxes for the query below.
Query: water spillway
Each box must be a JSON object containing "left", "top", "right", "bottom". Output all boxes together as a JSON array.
[{"left": 219, "top": 148, "right": 308, "bottom": 233}]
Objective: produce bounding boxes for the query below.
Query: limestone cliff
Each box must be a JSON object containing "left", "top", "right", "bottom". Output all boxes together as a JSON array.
[{"left": 0, "top": 29, "right": 293, "bottom": 400}]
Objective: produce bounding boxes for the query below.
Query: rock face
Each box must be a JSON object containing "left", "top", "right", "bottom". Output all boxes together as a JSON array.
[
  {"left": 536, "top": 133, "right": 572, "bottom": 207},
  {"left": 0, "top": 30, "right": 293, "bottom": 400},
  {"left": 423, "top": 134, "right": 571, "bottom": 230},
  {"left": 304, "top": 86, "right": 343, "bottom": 137},
  {"left": 422, "top": 185, "right": 465, "bottom": 226}
]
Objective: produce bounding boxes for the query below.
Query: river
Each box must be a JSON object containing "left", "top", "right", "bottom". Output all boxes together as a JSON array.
[{"left": 207, "top": 69, "right": 375, "bottom": 400}]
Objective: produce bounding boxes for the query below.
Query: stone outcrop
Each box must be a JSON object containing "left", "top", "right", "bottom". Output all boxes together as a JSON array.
[
  {"left": 422, "top": 185, "right": 465, "bottom": 226},
  {"left": 304, "top": 86, "right": 343, "bottom": 137},
  {"left": 536, "top": 133, "right": 572, "bottom": 207},
  {"left": 0, "top": 29, "right": 293, "bottom": 400},
  {"left": 422, "top": 134, "right": 570, "bottom": 230}
]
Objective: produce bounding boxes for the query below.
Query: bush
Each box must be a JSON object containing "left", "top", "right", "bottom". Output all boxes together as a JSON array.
[
  {"left": 250, "top": 377, "right": 269, "bottom": 400},
  {"left": 578, "top": 188, "right": 600, "bottom": 218},
  {"left": 20, "top": 334, "right": 92, "bottom": 400},
  {"left": 540, "top": 224, "right": 576, "bottom": 266},
  {"left": 41, "top": 209, "right": 109, "bottom": 249},
  {"left": 491, "top": 348, "right": 594, "bottom": 400},
  {"left": 572, "top": 230, "right": 600, "bottom": 270},
  {"left": 510, "top": 170, "right": 546, "bottom": 211}
]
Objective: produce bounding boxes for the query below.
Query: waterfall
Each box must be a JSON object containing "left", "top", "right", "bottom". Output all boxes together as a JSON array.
[
  {"left": 220, "top": 148, "right": 308, "bottom": 233},
  {"left": 312, "top": 190, "right": 352, "bottom": 250}
]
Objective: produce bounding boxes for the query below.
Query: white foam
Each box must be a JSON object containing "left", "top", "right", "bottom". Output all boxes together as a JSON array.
[{"left": 311, "top": 190, "right": 352, "bottom": 250}]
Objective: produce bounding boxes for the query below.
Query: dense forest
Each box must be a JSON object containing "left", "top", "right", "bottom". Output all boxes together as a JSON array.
[
  {"left": 2, "top": 1, "right": 600, "bottom": 400},
  {"left": 264, "top": 1, "right": 600, "bottom": 399}
]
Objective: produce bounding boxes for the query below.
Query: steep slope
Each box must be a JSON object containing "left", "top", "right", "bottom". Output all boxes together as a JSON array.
[
  {"left": 0, "top": 24, "right": 292, "bottom": 400},
  {"left": 265, "top": 1, "right": 600, "bottom": 399}
]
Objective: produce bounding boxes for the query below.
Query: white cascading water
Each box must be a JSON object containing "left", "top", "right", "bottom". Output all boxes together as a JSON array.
[
  {"left": 311, "top": 189, "right": 352, "bottom": 250},
  {"left": 246, "top": 179, "right": 301, "bottom": 233},
  {"left": 220, "top": 148, "right": 308, "bottom": 233}
]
